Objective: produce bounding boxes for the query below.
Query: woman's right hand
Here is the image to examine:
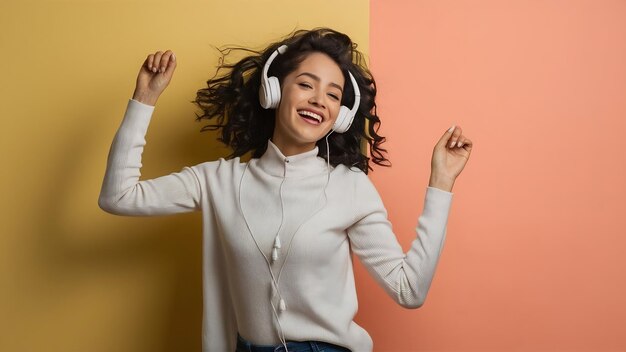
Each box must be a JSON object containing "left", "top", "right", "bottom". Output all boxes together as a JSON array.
[{"left": 132, "top": 50, "right": 177, "bottom": 106}]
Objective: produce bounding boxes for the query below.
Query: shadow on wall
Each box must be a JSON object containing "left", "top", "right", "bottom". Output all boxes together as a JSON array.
[{"left": 36, "top": 96, "right": 230, "bottom": 351}]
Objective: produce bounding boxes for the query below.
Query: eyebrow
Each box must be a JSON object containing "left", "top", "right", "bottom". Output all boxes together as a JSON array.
[{"left": 296, "top": 72, "right": 343, "bottom": 93}]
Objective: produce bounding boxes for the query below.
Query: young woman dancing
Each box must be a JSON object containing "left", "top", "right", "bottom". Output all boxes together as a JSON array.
[{"left": 99, "top": 27, "right": 473, "bottom": 352}]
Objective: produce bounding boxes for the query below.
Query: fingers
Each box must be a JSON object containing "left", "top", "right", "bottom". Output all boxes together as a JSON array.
[
  {"left": 443, "top": 125, "right": 472, "bottom": 149},
  {"left": 446, "top": 125, "right": 462, "bottom": 148},
  {"left": 462, "top": 138, "right": 472, "bottom": 149},
  {"left": 452, "top": 134, "right": 472, "bottom": 150},
  {"left": 147, "top": 53, "right": 157, "bottom": 72},
  {"left": 164, "top": 51, "right": 176, "bottom": 74},
  {"left": 146, "top": 50, "right": 175, "bottom": 73}
]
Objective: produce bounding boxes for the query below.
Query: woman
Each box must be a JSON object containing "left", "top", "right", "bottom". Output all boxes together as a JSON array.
[{"left": 99, "top": 27, "right": 472, "bottom": 352}]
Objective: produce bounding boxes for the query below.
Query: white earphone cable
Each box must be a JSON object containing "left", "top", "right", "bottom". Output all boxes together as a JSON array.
[
  {"left": 274, "top": 131, "right": 333, "bottom": 296},
  {"left": 236, "top": 132, "right": 334, "bottom": 352},
  {"left": 238, "top": 162, "right": 290, "bottom": 349}
]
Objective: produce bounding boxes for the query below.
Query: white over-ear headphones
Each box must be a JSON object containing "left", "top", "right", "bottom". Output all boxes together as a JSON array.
[{"left": 259, "top": 44, "right": 361, "bottom": 133}]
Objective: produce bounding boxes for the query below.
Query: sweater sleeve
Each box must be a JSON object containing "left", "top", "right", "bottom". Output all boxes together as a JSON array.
[
  {"left": 346, "top": 172, "right": 453, "bottom": 308},
  {"left": 98, "top": 98, "right": 202, "bottom": 216}
]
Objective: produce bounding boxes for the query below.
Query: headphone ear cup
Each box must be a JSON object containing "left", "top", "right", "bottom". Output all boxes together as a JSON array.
[
  {"left": 268, "top": 76, "right": 281, "bottom": 109},
  {"left": 259, "top": 80, "right": 270, "bottom": 109},
  {"left": 333, "top": 106, "right": 352, "bottom": 133}
]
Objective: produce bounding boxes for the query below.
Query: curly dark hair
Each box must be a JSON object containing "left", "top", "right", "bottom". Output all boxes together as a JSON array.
[{"left": 192, "top": 27, "right": 391, "bottom": 174}]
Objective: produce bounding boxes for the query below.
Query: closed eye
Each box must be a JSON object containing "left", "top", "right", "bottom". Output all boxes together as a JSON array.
[{"left": 299, "top": 83, "right": 340, "bottom": 100}]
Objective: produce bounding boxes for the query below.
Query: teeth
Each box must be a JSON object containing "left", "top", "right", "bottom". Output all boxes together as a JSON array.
[{"left": 297, "top": 110, "right": 322, "bottom": 122}]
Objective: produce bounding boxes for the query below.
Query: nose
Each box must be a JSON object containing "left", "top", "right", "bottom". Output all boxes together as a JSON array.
[{"left": 308, "top": 90, "right": 326, "bottom": 109}]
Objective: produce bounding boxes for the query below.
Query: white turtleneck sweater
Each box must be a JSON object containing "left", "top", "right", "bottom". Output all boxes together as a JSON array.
[{"left": 98, "top": 98, "right": 454, "bottom": 352}]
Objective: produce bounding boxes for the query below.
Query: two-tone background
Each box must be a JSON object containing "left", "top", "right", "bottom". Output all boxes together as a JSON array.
[{"left": 2, "top": 0, "right": 625, "bottom": 351}]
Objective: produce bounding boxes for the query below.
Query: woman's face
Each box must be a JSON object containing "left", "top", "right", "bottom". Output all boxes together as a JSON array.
[{"left": 271, "top": 51, "right": 345, "bottom": 156}]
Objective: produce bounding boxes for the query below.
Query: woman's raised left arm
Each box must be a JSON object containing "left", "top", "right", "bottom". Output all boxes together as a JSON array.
[
  {"left": 347, "top": 124, "right": 473, "bottom": 308},
  {"left": 346, "top": 173, "right": 454, "bottom": 308}
]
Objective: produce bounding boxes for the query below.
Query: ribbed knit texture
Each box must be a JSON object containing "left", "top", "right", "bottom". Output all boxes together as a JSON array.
[{"left": 99, "top": 98, "right": 455, "bottom": 352}]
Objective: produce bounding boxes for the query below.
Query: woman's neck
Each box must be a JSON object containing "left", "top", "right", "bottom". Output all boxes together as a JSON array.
[{"left": 269, "top": 137, "right": 316, "bottom": 157}]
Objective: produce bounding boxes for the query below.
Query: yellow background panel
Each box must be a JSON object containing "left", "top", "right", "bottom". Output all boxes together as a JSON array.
[{"left": 0, "top": 1, "right": 369, "bottom": 351}]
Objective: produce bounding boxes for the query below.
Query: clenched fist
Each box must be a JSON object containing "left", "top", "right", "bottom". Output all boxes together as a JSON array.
[{"left": 132, "top": 50, "right": 177, "bottom": 106}]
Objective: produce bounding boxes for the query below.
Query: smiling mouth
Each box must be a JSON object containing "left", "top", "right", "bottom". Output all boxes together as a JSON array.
[{"left": 296, "top": 110, "right": 322, "bottom": 125}]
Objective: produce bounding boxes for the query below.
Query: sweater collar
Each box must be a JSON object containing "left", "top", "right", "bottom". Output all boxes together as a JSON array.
[{"left": 257, "top": 139, "right": 328, "bottom": 178}]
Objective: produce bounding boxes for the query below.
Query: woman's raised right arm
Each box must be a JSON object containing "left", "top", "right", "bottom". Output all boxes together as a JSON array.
[{"left": 98, "top": 50, "right": 203, "bottom": 216}]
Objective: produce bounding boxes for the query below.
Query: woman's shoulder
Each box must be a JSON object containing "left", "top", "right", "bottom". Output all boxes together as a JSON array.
[
  {"left": 333, "top": 164, "right": 383, "bottom": 201},
  {"left": 333, "top": 163, "right": 367, "bottom": 177},
  {"left": 188, "top": 156, "right": 247, "bottom": 177},
  {"left": 331, "top": 163, "right": 371, "bottom": 187}
]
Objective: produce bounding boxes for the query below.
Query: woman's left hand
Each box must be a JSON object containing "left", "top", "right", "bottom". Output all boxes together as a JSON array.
[{"left": 429, "top": 125, "right": 473, "bottom": 192}]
